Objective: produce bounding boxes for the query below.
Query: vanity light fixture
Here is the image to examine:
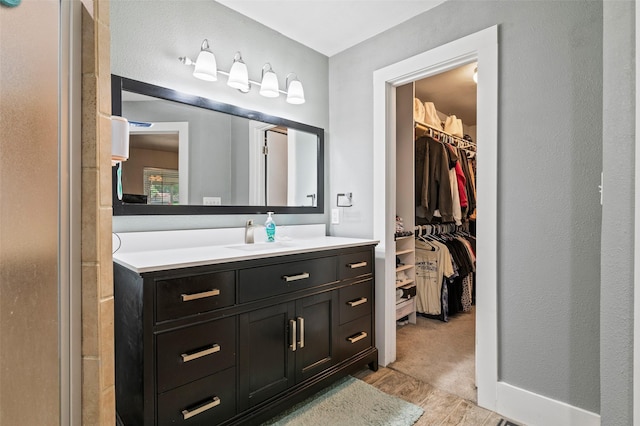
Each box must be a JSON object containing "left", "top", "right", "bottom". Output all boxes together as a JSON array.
[
  {"left": 259, "top": 63, "right": 280, "bottom": 98},
  {"left": 192, "top": 39, "right": 218, "bottom": 82},
  {"left": 473, "top": 67, "right": 478, "bottom": 84},
  {"left": 227, "top": 52, "right": 250, "bottom": 92},
  {"left": 179, "top": 39, "right": 305, "bottom": 104},
  {"left": 286, "top": 73, "right": 305, "bottom": 105}
]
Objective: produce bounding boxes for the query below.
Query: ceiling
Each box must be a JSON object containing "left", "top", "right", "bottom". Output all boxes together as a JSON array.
[
  {"left": 215, "top": 0, "right": 446, "bottom": 57},
  {"left": 214, "top": 0, "right": 476, "bottom": 127},
  {"left": 415, "top": 62, "right": 477, "bottom": 126}
]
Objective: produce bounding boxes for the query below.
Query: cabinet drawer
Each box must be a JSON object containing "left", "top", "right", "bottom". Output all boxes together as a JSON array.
[
  {"left": 339, "top": 280, "right": 372, "bottom": 325},
  {"left": 156, "top": 316, "right": 236, "bottom": 393},
  {"left": 157, "top": 367, "right": 236, "bottom": 426},
  {"left": 238, "top": 257, "right": 337, "bottom": 303},
  {"left": 338, "top": 250, "right": 372, "bottom": 280},
  {"left": 338, "top": 315, "right": 372, "bottom": 361},
  {"left": 156, "top": 271, "right": 235, "bottom": 322}
]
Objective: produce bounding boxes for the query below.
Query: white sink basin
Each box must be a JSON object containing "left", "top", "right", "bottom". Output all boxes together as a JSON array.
[{"left": 225, "top": 241, "right": 294, "bottom": 252}]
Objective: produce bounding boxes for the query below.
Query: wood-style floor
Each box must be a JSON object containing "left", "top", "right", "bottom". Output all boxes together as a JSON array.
[{"left": 353, "top": 367, "right": 519, "bottom": 426}]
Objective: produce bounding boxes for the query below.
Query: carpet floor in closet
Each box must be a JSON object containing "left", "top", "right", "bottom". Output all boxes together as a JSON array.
[{"left": 392, "top": 308, "right": 477, "bottom": 403}]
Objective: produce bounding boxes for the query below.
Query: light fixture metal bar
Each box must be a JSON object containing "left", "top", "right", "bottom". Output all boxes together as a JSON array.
[{"left": 182, "top": 60, "right": 289, "bottom": 95}]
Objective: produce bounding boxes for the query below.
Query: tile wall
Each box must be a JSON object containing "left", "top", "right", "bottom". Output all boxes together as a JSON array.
[{"left": 81, "top": 0, "right": 115, "bottom": 423}]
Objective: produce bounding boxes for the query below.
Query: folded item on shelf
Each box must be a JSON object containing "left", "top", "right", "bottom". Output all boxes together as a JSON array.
[
  {"left": 399, "top": 284, "right": 416, "bottom": 299},
  {"left": 413, "top": 98, "right": 425, "bottom": 122},
  {"left": 424, "top": 102, "right": 441, "bottom": 128}
]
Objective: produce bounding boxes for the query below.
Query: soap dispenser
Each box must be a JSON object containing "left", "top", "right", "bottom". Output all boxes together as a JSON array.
[{"left": 265, "top": 212, "right": 276, "bottom": 242}]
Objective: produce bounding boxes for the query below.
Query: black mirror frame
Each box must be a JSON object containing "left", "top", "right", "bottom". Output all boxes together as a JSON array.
[{"left": 111, "top": 75, "right": 324, "bottom": 216}]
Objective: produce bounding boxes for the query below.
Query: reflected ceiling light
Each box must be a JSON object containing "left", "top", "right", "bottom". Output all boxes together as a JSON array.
[
  {"left": 179, "top": 39, "right": 305, "bottom": 104},
  {"left": 259, "top": 63, "right": 280, "bottom": 98},
  {"left": 286, "top": 73, "right": 305, "bottom": 105},
  {"left": 473, "top": 67, "right": 478, "bottom": 84},
  {"left": 227, "top": 52, "right": 250, "bottom": 92},
  {"left": 192, "top": 39, "right": 217, "bottom": 81}
]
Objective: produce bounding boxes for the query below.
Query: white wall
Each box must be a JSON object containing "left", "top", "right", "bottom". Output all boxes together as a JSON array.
[
  {"left": 329, "top": 0, "right": 602, "bottom": 415},
  {"left": 111, "top": 0, "right": 329, "bottom": 231}
]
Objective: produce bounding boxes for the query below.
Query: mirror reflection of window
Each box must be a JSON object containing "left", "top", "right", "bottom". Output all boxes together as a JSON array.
[{"left": 143, "top": 167, "right": 179, "bottom": 205}]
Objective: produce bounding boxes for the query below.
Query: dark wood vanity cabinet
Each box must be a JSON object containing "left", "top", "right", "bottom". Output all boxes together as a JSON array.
[{"left": 114, "top": 245, "right": 378, "bottom": 426}]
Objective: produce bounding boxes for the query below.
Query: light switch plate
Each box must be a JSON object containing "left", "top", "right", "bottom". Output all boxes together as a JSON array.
[{"left": 331, "top": 208, "right": 340, "bottom": 224}]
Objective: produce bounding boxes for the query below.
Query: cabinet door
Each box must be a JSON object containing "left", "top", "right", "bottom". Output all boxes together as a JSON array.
[
  {"left": 238, "top": 302, "right": 296, "bottom": 410},
  {"left": 295, "top": 291, "right": 338, "bottom": 382}
]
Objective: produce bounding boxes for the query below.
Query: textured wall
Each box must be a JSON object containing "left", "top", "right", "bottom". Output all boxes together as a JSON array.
[
  {"left": 81, "top": 1, "right": 116, "bottom": 424},
  {"left": 329, "top": 0, "right": 602, "bottom": 413},
  {"left": 601, "top": 1, "right": 635, "bottom": 424},
  {"left": 111, "top": 0, "right": 329, "bottom": 232},
  {"left": 0, "top": 1, "right": 60, "bottom": 423}
]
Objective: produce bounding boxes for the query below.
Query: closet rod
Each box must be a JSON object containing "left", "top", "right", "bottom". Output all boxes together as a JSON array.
[
  {"left": 414, "top": 223, "right": 468, "bottom": 237},
  {"left": 415, "top": 120, "right": 476, "bottom": 150}
]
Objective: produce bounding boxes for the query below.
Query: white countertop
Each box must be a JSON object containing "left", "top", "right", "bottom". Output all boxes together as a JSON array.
[{"left": 112, "top": 224, "right": 378, "bottom": 273}]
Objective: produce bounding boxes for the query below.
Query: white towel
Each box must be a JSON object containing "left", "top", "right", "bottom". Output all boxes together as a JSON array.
[
  {"left": 413, "top": 98, "right": 425, "bottom": 123},
  {"left": 444, "top": 115, "right": 464, "bottom": 137},
  {"left": 424, "top": 102, "right": 441, "bottom": 128}
]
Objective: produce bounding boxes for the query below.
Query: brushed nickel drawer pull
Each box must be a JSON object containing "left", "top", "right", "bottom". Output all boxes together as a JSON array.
[
  {"left": 283, "top": 272, "right": 310, "bottom": 282},
  {"left": 181, "top": 289, "right": 220, "bottom": 302},
  {"left": 347, "top": 331, "right": 368, "bottom": 344},
  {"left": 290, "top": 319, "right": 297, "bottom": 351},
  {"left": 181, "top": 344, "right": 221, "bottom": 363},
  {"left": 297, "top": 317, "right": 305, "bottom": 349},
  {"left": 181, "top": 396, "right": 220, "bottom": 420},
  {"left": 347, "top": 261, "right": 368, "bottom": 269},
  {"left": 347, "top": 297, "right": 368, "bottom": 307}
]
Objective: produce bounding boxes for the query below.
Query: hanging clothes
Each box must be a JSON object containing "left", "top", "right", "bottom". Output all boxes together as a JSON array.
[
  {"left": 415, "top": 136, "right": 454, "bottom": 223},
  {"left": 415, "top": 228, "right": 476, "bottom": 321},
  {"left": 415, "top": 238, "right": 454, "bottom": 316}
]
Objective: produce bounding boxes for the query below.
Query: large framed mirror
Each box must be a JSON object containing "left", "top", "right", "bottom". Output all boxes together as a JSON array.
[{"left": 111, "top": 75, "right": 324, "bottom": 215}]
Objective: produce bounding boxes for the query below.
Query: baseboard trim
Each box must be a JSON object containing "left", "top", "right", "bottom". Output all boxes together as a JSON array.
[{"left": 496, "top": 382, "right": 600, "bottom": 426}]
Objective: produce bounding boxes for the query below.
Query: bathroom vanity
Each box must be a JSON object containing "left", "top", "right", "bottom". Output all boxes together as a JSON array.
[{"left": 113, "top": 226, "right": 378, "bottom": 425}]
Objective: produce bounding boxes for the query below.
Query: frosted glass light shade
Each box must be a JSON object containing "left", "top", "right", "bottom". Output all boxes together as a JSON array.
[
  {"left": 286, "top": 79, "right": 305, "bottom": 104},
  {"left": 193, "top": 40, "right": 217, "bottom": 81},
  {"left": 111, "top": 116, "right": 130, "bottom": 165},
  {"left": 227, "top": 53, "right": 249, "bottom": 91},
  {"left": 260, "top": 64, "right": 280, "bottom": 98},
  {"left": 473, "top": 67, "right": 478, "bottom": 84}
]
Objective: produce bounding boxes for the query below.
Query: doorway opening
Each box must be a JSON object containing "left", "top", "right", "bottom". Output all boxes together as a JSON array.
[
  {"left": 391, "top": 63, "right": 478, "bottom": 403},
  {"left": 372, "top": 26, "right": 498, "bottom": 411}
]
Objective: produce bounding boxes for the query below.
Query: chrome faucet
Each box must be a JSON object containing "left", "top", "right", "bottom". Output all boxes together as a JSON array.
[{"left": 245, "top": 219, "right": 255, "bottom": 244}]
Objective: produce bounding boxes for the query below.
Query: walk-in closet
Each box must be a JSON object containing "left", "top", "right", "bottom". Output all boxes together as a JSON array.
[{"left": 391, "top": 63, "right": 479, "bottom": 403}]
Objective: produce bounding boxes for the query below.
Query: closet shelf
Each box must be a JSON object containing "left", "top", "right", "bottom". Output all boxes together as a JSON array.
[
  {"left": 395, "top": 279, "right": 414, "bottom": 288},
  {"left": 395, "top": 248, "right": 413, "bottom": 256},
  {"left": 396, "top": 298, "right": 416, "bottom": 321},
  {"left": 395, "top": 264, "right": 414, "bottom": 273},
  {"left": 395, "top": 235, "right": 412, "bottom": 241}
]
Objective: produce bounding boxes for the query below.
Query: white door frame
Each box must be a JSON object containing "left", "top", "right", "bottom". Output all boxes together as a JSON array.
[
  {"left": 130, "top": 121, "right": 189, "bottom": 205},
  {"left": 372, "top": 26, "right": 499, "bottom": 410},
  {"left": 249, "top": 120, "right": 276, "bottom": 205}
]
